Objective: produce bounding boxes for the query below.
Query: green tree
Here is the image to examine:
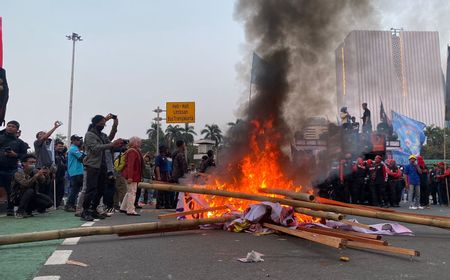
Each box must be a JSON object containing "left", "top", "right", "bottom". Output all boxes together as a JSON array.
[
  {"left": 201, "top": 124, "right": 223, "bottom": 148},
  {"left": 421, "top": 125, "right": 450, "bottom": 159},
  {"left": 165, "top": 124, "right": 183, "bottom": 150},
  {"left": 145, "top": 122, "right": 165, "bottom": 153},
  {"left": 180, "top": 123, "right": 197, "bottom": 145}
]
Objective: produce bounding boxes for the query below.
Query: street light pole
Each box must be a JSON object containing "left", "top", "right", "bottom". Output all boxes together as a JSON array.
[
  {"left": 153, "top": 106, "right": 165, "bottom": 155},
  {"left": 66, "top": 32, "right": 82, "bottom": 144}
]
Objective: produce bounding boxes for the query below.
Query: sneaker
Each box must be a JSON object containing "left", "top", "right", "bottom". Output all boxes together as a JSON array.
[
  {"left": 81, "top": 211, "right": 94, "bottom": 221},
  {"left": 418, "top": 206, "right": 424, "bottom": 210},
  {"left": 15, "top": 212, "right": 26, "bottom": 219},
  {"left": 6, "top": 211, "right": 14, "bottom": 217},
  {"left": 409, "top": 206, "right": 417, "bottom": 210},
  {"left": 91, "top": 210, "right": 106, "bottom": 220}
]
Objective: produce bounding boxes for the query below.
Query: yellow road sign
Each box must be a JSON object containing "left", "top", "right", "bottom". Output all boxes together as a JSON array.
[{"left": 166, "top": 102, "right": 195, "bottom": 123}]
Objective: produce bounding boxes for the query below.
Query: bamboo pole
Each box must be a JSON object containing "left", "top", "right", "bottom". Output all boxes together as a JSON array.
[
  {"left": 0, "top": 216, "right": 235, "bottom": 246},
  {"left": 158, "top": 205, "right": 229, "bottom": 219},
  {"left": 298, "top": 227, "right": 387, "bottom": 246},
  {"left": 138, "top": 182, "right": 450, "bottom": 229},
  {"left": 318, "top": 196, "right": 450, "bottom": 221},
  {"left": 263, "top": 223, "right": 345, "bottom": 249},
  {"left": 340, "top": 219, "right": 376, "bottom": 231},
  {"left": 317, "top": 227, "right": 381, "bottom": 240},
  {"left": 258, "top": 188, "right": 315, "bottom": 202},
  {"left": 346, "top": 241, "right": 420, "bottom": 257},
  {"left": 294, "top": 208, "right": 344, "bottom": 221}
]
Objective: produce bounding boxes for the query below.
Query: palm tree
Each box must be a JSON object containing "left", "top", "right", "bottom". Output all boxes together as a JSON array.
[
  {"left": 145, "top": 122, "right": 165, "bottom": 152},
  {"left": 201, "top": 124, "right": 223, "bottom": 148},
  {"left": 165, "top": 124, "right": 183, "bottom": 150},
  {"left": 180, "top": 123, "right": 197, "bottom": 145},
  {"left": 227, "top": 119, "right": 243, "bottom": 128}
]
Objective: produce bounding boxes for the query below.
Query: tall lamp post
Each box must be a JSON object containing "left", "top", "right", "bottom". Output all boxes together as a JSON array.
[
  {"left": 66, "top": 33, "right": 82, "bottom": 143},
  {"left": 153, "top": 107, "right": 165, "bottom": 155}
]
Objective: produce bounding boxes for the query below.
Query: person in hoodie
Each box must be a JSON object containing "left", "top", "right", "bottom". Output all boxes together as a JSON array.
[{"left": 0, "top": 120, "right": 28, "bottom": 215}]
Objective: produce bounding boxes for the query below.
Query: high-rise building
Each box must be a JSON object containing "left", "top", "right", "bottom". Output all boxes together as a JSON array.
[{"left": 335, "top": 30, "right": 445, "bottom": 128}]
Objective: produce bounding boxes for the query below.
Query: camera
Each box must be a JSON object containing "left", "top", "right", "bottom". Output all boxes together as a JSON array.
[
  {"left": 56, "top": 121, "right": 63, "bottom": 126},
  {"left": 110, "top": 114, "right": 117, "bottom": 120},
  {"left": 122, "top": 139, "right": 129, "bottom": 145}
]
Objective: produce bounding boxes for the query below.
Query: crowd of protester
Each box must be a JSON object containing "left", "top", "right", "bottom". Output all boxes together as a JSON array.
[
  {"left": 0, "top": 115, "right": 216, "bottom": 221},
  {"left": 318, "top": 153, "right": 450, "bottom": 210}
]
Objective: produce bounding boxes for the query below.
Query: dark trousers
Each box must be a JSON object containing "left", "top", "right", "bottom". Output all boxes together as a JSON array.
[
  {"left": 51, "top": 177, "right": 65, "bottom": 207},
  {"left": 67, "top": 175, "right": 83, "bottom": 207},
  {"left": 103, "top": 177, "right": 116, "bottom": 208},
  {"left": 0, "top": 169, "right": 15, "bottom": 213},
  {"left": 351, "top": 178, "right": 365, "bottom": 204},
  {"left": 83, "top": 166, "right": 107, "bottom": 211},
  {"left": 18, "top": 188, "right": 53, "bottom": 213},
  {"left": 420, "top": 175, "right": 429, "bottom": 206},
  {"left": 135, "top": 187, "right": 142, "bottom": 206},
  {"left": 388, "top": 180, "right": 400, "bottom": 206},
  {"left": 437, "top": 182, "right": 449, "bottom": 205},
  {"left": 369, "top": 182, "right": 381, "bottom": 206},
  {"left": 430, "top": 182, "right": 438, "bottom": 205}
]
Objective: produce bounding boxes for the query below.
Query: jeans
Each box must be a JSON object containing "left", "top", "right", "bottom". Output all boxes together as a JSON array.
[
  {"left": 67, "top": 175, "right": 83, "bottom": 207},
  {"left": 83, "top": 166, "right": 107, "bottom": 211},
  {"left": 103, "top": 177, "right": 116, "bottom": 208},
  {"left": 408, "top": 184, "right": 420, "bottom": 207},
  {"left": 0, "top": 169, "right": 15, "bottom": 213}
]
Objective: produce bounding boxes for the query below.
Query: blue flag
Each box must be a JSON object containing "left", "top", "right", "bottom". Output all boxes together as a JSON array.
[
  {"left": 251, "top": 52, "right": 269, "bottom": 85},
  {"left": 391, "top": 111, "right": 426, "bottom": 165}
]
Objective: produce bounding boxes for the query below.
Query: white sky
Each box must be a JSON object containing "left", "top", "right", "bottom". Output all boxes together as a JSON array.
[
  {"left": 1, "top": 0, "right": 245, "bottom": 147},
  {"left": 2, "top": 0, "right": 450, "bottom": 148}
]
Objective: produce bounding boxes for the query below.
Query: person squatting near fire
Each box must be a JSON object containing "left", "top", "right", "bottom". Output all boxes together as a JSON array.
[
  {"left": 10, "top": 154, "right": 53, "bottom": 218},
  {"left": 33, "top": 121, "right": 62, "bottom": 202}
]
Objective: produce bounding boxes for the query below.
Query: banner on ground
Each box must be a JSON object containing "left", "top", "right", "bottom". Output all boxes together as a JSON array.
[{"left": 391, "top": 111, "right": 426, "bottom": 165}]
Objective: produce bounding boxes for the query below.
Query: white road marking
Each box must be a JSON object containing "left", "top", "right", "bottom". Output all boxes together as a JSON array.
[
  {"left": 81, "top": 221, "right": 95, "bottom": 227},
  {"left": 61, "top": 237, "right": 81, "bottom": 245},
  {"left": 93, "top": 219, "right": 100, "bottom": 222},
  {"left": 33, "top": 276, "right": 61, "bottom": 280},
  {"left": 44, "top": 250, "right": 73, "bottom": 265}
]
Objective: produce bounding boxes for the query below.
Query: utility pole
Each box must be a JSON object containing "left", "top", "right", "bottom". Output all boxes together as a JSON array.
[
  {"left": 153, "top": 106, "right": 165, "bottom": 155},
  {"left": 66, "top": 32, "right": 82, "bottom": 144}
]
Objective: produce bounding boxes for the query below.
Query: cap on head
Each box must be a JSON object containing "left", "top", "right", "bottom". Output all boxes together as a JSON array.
[
  {"left": 409, "top": 155, "right": 416, "bottom": 160},
  {"left": 70, "top": 134, "right": 83, "bottom": 141},
  {"left": 7, "top": 120, "right": 20, "bottom": 129}
]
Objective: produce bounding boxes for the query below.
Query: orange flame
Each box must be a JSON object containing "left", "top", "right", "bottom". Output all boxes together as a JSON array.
[{"left": 202, "top": 120, "right": 317, "bottom": 223}]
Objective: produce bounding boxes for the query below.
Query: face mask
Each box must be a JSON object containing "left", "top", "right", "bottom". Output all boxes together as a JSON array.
[{"left": 96, "top": 125, "right": 105, "bottom": 132}]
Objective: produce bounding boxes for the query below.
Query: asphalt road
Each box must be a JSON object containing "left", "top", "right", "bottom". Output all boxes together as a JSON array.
[{"left": 35, "top": 205, "right": 450, "bottom": 280}]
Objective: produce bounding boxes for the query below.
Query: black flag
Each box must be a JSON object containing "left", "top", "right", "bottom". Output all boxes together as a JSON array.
[{"left": 0, "top": 67, "right": 8, "bottom": 126}]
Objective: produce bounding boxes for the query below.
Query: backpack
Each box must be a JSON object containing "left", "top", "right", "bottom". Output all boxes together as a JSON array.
[{"left": 114, "top": 152, "right": 127, "bottom": 172}]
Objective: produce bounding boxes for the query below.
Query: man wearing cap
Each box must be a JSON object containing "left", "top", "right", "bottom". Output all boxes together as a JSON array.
[
  {"left": 65, "top": 135, "right": 85, "bottom": 212},
  {"left": 404, "top": 155, "right": 423, "bottom": 210},
  {"left": 0, "top": 120, "right": 28, "bottom": 215},
  {"left": 82, "top": 114, "right": 123, "bottom": 221}
]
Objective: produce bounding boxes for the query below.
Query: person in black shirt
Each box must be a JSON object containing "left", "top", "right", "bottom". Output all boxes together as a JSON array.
[
  {"left": 0, "top": 120, "right": 28, "bottom": 215},
  {"left": 361, "top": 103, "right": 372, "bottom": 134}
]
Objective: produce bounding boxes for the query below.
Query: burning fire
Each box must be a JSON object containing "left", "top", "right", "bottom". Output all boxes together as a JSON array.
[{"left": 200, "top": 120, "right": 317, "bottom": 223}]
